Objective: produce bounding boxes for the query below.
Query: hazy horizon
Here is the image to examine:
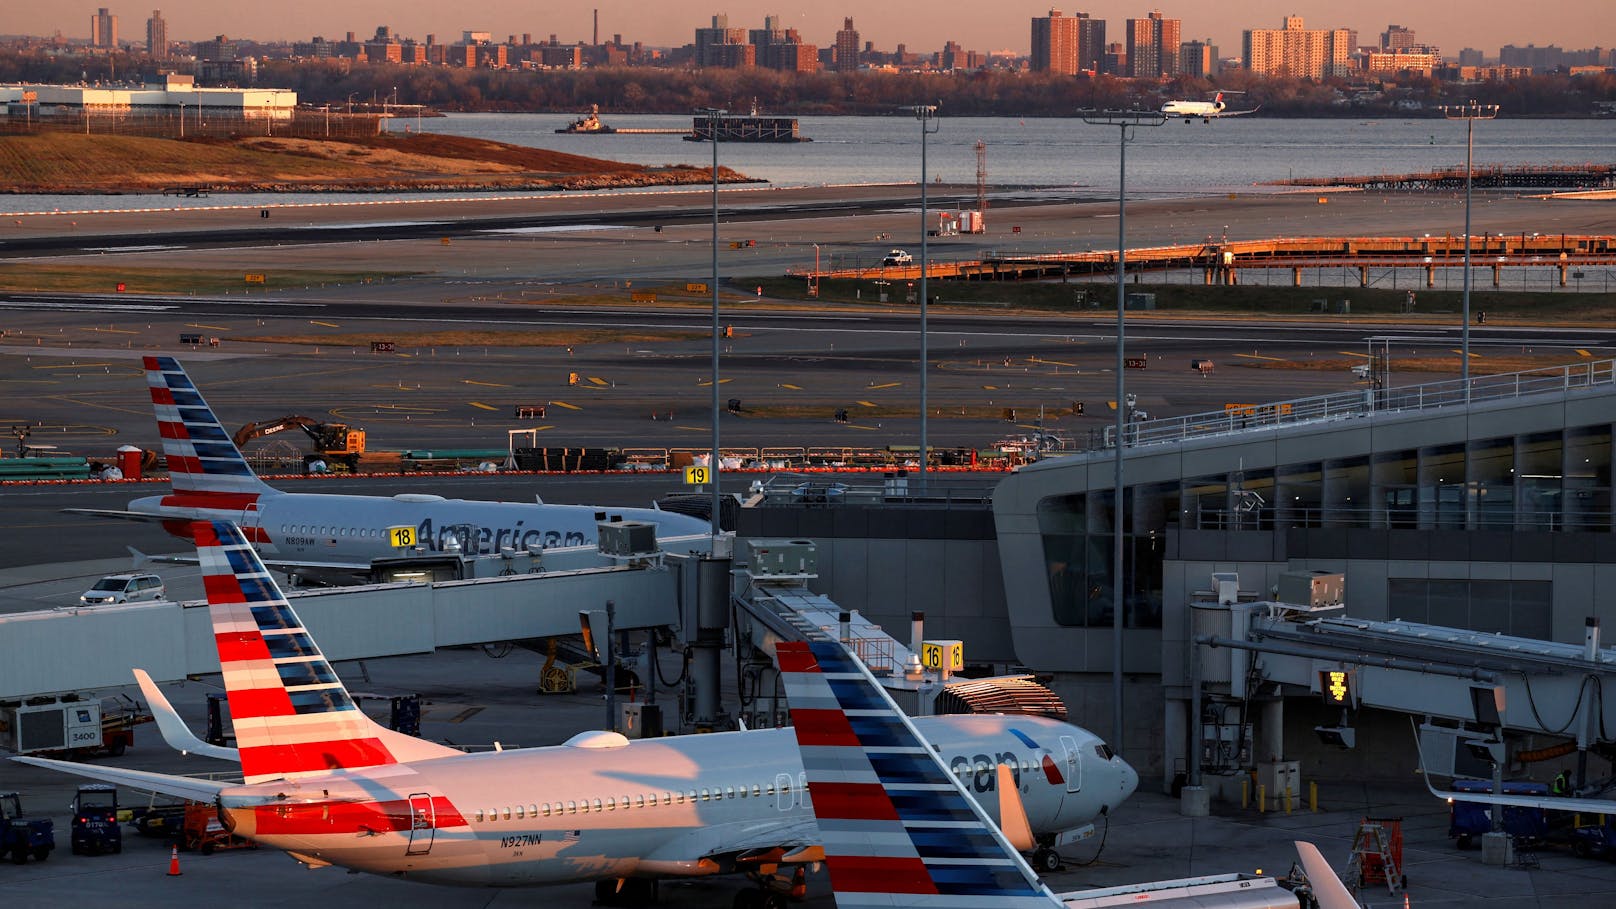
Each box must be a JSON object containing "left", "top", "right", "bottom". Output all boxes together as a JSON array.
[{"left": 15, "top": 2, "right": 1611, "bottom": 59}]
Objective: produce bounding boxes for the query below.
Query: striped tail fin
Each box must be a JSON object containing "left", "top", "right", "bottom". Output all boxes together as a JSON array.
[
  {"left": 195, "top": 519, "right": 400, "bottom": 784},
  {"left": 144, "top": 356, "right": 273, "bottom": 505},
  {"left": 777, "top": 640, "right": 1060, "bottom": 909}
]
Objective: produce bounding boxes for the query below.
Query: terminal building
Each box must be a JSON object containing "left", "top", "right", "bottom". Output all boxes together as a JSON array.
[{"left": 743, "top": 359, "right": 1616, "bottom": 784}]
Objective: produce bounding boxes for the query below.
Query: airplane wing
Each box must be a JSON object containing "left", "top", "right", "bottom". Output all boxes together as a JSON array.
[
  {"left": 1422, "top": 774, "right": 1616, "bottom": 815},
  {"left": 64, "top": 507, "right": 167, "bottom": 523},
  {"left": 11, "top": 755, "right": 229, "bottom": 803},
  {"left": 1219, "top": 105, "right": 1261, "bottom": 117},
  {"left": 133, "top": 669, "right": 240, "bottom": 761},
  {"left": 637, "top": 815, "right": 824, "bottom": 873}
]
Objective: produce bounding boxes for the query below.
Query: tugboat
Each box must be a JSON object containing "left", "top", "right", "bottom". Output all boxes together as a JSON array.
[{"left": 556, "top": 104, "right": 616, "bottom": 134}]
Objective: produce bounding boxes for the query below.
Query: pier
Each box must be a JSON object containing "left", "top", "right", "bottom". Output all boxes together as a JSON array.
[
  {"left": 789, "top": 234, "right": 1616, "bottom": 288},
  {"left": 1276, "top": 163, "right": 1616, "bottom": 190}
]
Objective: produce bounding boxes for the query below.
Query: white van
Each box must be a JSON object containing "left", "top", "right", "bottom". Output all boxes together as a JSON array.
[{"left": 78, "top": 573, "right": 166, "bottom": 606}]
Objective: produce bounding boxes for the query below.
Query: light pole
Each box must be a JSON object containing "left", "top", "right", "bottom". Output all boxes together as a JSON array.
[
  {"left": 904, "top": 104, "right": 940, "bottom": 483},
  {"left": 1079, "top": 107, "right": 1165, "bottom": 754},
  {"left": 1440, "top": 100, "right": 1498, "bottom": 401},
  {"left": 702, "top": 107, "right": 727, "bottom": 540}
]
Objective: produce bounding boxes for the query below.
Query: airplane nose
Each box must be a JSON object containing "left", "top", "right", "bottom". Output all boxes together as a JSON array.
[{"left": 1119, "top": 759, "right": 1139, "bottom": 800}]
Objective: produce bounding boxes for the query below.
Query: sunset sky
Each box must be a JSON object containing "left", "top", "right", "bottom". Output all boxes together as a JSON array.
[{"left": 14, "top": 1, "right": 1610, "bottom": 56}]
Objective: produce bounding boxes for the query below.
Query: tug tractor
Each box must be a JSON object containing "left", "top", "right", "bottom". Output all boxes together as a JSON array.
[
  {"left": 0, "top": 791, "right": 55, "bottom": 864},
  {"left": 70, "top": 784, "right": 122, "bottom": 856}
]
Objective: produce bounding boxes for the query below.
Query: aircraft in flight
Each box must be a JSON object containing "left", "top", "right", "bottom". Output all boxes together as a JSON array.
[
  {"left": 16, "top": 520, "right": 1137, "bottom": 905},
  {"left": 1160, "top": 92, "right": 1260, "bottom": 122},
  {"left": 69, "top": 356, "right": 710, "bottom": 583},
  {"left": 776, "top": 638, "right": 1357, "bottom": 909}
]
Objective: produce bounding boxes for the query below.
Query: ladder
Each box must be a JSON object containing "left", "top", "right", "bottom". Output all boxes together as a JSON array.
[{"left": 1346, "top": 819, "right": 1404, "bottom": 896}]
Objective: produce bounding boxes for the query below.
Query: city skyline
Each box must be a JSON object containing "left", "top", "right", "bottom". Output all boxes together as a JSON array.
[{"left": 5, "top": 1, "right": 1610, "bottom": 57}]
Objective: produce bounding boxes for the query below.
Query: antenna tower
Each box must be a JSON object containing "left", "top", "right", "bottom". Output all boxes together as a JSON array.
[{"left": 975, "top": 140, "right": 988, "bottom": 214}]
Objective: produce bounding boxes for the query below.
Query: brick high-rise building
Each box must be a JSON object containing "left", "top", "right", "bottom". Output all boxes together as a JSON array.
[
  {"left": 1380, "top": 24, "right": 1416, "bottom": 51},
  {"left": 696, "top": 14, "right": 750, "bottom": 67},
  {"left": 834, "top": 17, "right": 860, "bottom": 72},
  {"left": 91, "top": 7, "right": 118, "bottom": 48},
  {"left": 1031, "top": 10, "right": 1074, "bottom": 74},
  {"left": 145, "top": 10, "right": 167, "bottom": 60},
  {"left": 1126, "top": 10, "right": 1178, "bottom": 78},
  {"left": 1178, "top": 39, "right": 1216, "bottom": 77},
  {"left": 1242, "top": 16, "right": 1352, "bottom": 78}
]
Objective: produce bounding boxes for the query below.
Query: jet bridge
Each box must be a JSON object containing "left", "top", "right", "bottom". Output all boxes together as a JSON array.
[
  {"left": 1185, "top": 571, "right": 1616, "bottom": 795},
  {"left": 732, "top": 538, "right": 1067, "bottom": 722}
]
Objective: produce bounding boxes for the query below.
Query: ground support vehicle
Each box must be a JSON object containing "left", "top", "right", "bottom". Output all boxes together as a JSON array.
[
  {"left": 0, "top": 792, "right": 54, "bottom": 863},
  {"left": 70, "top": 784, "right": 121, "bottom": 855}
]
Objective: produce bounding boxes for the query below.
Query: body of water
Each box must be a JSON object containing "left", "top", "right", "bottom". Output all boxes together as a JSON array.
[{"left": 2, "top": 114, "right": 1610, "bottom": 215}]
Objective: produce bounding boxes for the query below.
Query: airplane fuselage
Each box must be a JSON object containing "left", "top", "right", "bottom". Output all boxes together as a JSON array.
[
  {"left": 220, "top": 717, "right": 1134, "bottom": 887},
  {"left": 131, "top": 490, "right": 711, "bottom": 568}
]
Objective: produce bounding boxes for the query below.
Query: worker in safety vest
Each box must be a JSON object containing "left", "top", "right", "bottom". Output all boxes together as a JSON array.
[{"left": 1552, "top": 770, "right": 1572, "bottom": 796}]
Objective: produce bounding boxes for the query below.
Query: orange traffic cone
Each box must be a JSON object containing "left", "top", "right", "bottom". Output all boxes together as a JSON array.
[
  {"left": 167, "top": 844, "right": 182, "bottom": 876},
  {"left": 1403, "top": 894, "right": 1411, "bottom": 908}
]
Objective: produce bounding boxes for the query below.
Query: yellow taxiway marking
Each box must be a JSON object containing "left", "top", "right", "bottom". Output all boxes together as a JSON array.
[
  {"left": 1577, "top": 349, "right": 1593, "bottom": 358},
  {"left": 696, "top": 378, "right": 735, "bottom": 386},
  {"left": 370, "top": 384, "right": 416, "bottom": 390},
  {"left": 34, "top": 362, "right": 113, "bottom": 369},
  {"left": 186, "top": 323, "right": 230, "bottom": 331},
  {"left": 1450, "top": 349, "right": 1482, "bottom": 358},
  {"left": 1233, "top": 353, "right": 1287, "bottom": 362},
  {"left": 1028, "top": 357, "right": 1078, "bottom": 367},
  {"left": 468, "top": 402, "right": 498, "bottom": 411},
  {"left": 982, "top": 384, "right": 999, "bottom": 390},
  {"left": 1337, "top": 351, "right": 1372, "bottom": 358},
  {"left": 867, "top": 382, "right": 901, "bottom": 390},
  {"left": 587, "top": 377, "right": 609, "bottom": 386},
  {"left": 85, "top": 327, "right": 138, "bottom": 335},
  {"left": 1107, "top": 401, "right": 1119, "bottom": 410},
  {"left": 548, "top": 400, "right": 582, "bottom": 411},
  {"left": 463, "top": 379, "right": 511, "bottom": 388},
  {"left": 310, "top": 320, "right": 341, "bottom": 328},
  {"left": 779, "top": 383, "right": 802, "bottom": 390},
  {"left": 857, "top": 400, "right": 878, "bottom": 408}
]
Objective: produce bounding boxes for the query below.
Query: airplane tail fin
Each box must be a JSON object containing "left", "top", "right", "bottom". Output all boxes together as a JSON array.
[
  {"left": 193, "top": 520, "right": 457, "bottom": 783},
  {"left": 143, "top": 356, "right": 275, "bottom": 506},
  {"left": 777, "top": 640, "right": 1059, "bottom": 908},
  {"left": 1294, "top": 841, "right": 1361, "bottom": 909}
]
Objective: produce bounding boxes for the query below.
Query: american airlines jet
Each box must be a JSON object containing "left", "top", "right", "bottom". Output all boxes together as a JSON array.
[
  {"left": 16, "top": 520, "right": 1138, "bottom": 905},
  {"left": 777, "top": 639, "right": 1356, "bottom": 909},
  {"left": 72, "top": 356, "right": 709, "bottom": 582}
]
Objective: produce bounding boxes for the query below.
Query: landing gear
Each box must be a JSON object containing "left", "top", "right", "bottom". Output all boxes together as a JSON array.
[
  {"left": 1032, "top": 847, "right": 1062, "bottom": 872},
  {"left": 593, "top": 877, "right": 659, "bottom": 906}
]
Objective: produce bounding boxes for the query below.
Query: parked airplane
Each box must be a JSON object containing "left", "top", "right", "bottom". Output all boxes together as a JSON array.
[
  {"left": 15, "top": 520, "right": 1137, "bottom": 905},
  {"left": 69, "top": 356, "right": 710, "bottom": 583},
  {"left": 776, "top": 638, "right": 1357, "bottom": 909},
  {"left": 1160, "top": 92, "right": 1260, "bottom": 122}
]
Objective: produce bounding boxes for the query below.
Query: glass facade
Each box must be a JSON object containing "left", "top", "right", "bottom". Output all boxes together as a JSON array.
[{"left": 1037, "top": 422, "right": 1614, "bottom": 634}]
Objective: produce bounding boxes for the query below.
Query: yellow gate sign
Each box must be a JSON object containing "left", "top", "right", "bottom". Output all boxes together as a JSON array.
[
  {"left": 244, "top": 273, "right": 266, "bottom": 284},
  {"left": 920, "top": 640, "right": 964, "bottom": 672},
  {"left": 630, "top": 291, "right": 657, "bottom": 302},
  {"left": 686, "top": 282, "right": 708, "bottom": 293},
  {"left": 388, "top": 526, "right": 417, "bottom": 547},
  {"left": 683, "top": 465, "right": 711, "bottom": 485}
]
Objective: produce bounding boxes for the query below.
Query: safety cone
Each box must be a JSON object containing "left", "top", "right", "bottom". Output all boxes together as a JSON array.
[
  {"left": 1403, "top": 894, "right": 1411, "bottom": 908},
  {"left": 166, "top": 844, "right": 182, "bottom": 876}
]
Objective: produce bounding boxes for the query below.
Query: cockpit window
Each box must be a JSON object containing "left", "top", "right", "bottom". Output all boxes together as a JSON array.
[{"left": 1094, "top": 743, "right": 1115, "bottom": 760}]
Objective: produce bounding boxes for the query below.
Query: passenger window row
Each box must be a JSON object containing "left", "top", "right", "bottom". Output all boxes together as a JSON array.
[
  {"left": 472, "top": 782, "right": 788, "bottom": 824},
  {"left": 279, "top": 525, "right": 385, "bottom": 538}
]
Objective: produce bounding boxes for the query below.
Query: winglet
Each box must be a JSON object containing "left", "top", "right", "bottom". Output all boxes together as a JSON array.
[
  {"left": 1294, "top": 841, "right": 1360, "bottom": 909},
  {"left": 997, "top": 763, "right": 1036, "bottom": 852},
  {"left": 133, "top": 669, "right": 239, "bottom": 761}
]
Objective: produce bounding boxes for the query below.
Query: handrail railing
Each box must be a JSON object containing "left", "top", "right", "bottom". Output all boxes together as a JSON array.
[{"left": 1093, "top": 359, "right": 1616, "bottom": 452}]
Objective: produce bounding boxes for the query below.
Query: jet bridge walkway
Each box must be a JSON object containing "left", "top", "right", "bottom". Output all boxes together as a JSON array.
[{"left": 1194, "top": 594, "right": 1616, "bottom": 755}]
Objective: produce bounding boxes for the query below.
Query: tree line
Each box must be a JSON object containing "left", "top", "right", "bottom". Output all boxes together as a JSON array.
[{"left": 2, "top": 49, "right": 1612, "bottom": 118}]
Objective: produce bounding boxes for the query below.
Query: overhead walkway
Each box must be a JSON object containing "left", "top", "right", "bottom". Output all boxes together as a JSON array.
[{"left": 0, "top": 535, "right": 713, "bottom": 701}]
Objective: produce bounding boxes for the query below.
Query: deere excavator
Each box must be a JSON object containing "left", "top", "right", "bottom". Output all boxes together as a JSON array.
[{"left": 232, "top": 416, "right": 366, "bottom": 471}]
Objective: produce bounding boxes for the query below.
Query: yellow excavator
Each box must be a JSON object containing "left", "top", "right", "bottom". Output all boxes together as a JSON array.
[{"left": 232, "top": 416, "right": 366, "bottom": 471}]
